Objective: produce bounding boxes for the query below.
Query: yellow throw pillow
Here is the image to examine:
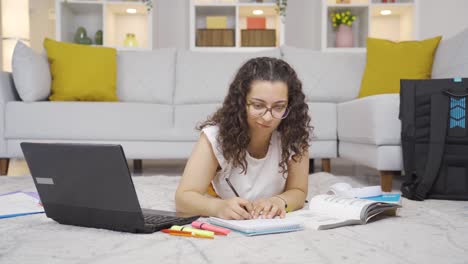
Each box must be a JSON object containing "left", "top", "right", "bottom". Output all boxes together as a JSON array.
[
  {"left": 358, "top": 36, "right": 442, "bottom": 98},
  {"left": 44, "top": 38, "right": 118, "bottom": 101}
]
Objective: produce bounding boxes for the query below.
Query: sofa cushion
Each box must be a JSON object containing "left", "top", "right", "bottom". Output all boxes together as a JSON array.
[
  {"left": 117, "top": 48, "right": 176, "bottom": 103},
  {"left": 432, "top": 27, "right": 468, "bottom": 78},
  {"left": 5, "top": 102, "right": 174, "bottom": 141},
  {"left": 174, "top": 49, "right": 281, "bottom": 104},
  {"left": 174, "top": 104, "right": 221, "bottom": 139},
  {"left": 172, "top": 103, "right": 336, "bottom": 142},
  {"left": 44, "top": 38, "right": 118, "bottom": 101},
  {"left": 359, "top": 36, "right": 441, "bottom": 98},
  {"left": 281, "top": 46, "right": 366, "bottom": 103},
  {"left": 308, "top": 102, "right": 337, "bottom": 141},
  {"left": 12, "top": 41, "right": 51, "bottom": 102},
  {"left": 337, "top": 94, "right": 400, "bottom": 145}
]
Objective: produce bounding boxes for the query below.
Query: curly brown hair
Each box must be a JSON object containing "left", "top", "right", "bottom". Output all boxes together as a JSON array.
[{"left": 198, "top": 57, "right": 312, "bottom": 176}]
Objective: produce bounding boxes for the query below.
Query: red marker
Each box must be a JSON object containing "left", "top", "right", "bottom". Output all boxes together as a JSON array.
[{"left": 191, "top": 221, "right": 231, "bottom": 236}]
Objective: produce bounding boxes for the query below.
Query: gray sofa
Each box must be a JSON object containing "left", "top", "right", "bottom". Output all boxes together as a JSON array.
[
  {"left": 1, "top": 27, "right": 467, "bottom": 192},
  {"left": 337, "top": 27, "right": 468, "bottom": 190},
  {"left": 0, "top": 47, "right": 342, "bottom": 175}
]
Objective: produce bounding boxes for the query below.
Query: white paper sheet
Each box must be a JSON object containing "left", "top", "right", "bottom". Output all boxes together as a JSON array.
[{"left": 0, "top": 192, "right": 44, "bottom": 218}]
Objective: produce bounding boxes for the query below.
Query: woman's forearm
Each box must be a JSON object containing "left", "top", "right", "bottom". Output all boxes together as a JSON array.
[
  {"left": 175, "top": 190, "right": 222, "bottom": 217},
  {"left": 277, "top": 188, "right": 307, "bottom": 212}
]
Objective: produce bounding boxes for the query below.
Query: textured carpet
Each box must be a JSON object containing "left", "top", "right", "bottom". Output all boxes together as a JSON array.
[{"left": 1, "top": 173, "right": 467, "bottom": 264}]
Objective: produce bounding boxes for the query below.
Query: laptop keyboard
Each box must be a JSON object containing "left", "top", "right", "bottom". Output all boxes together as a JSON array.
[
  {"left": 143, "top": 214, "right": 180, "bottom": 225},
  {"left": 142, "top": 212, "right": 200, "bottom": 232}
]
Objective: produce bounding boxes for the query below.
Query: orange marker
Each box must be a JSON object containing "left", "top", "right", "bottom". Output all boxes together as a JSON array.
[
  {"left": 161, "top": 228, "right": 214, "bottom": 239},
  {"left": 161, "top": 229, "right": 191, "bottom": 235},
  {"left": 169, "top": 233, "right": 214, "bottom": 239}
]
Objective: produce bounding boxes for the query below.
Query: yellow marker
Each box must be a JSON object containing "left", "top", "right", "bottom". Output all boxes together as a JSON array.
[{"left": 170, "top": 225, "right": 214, "bottom": 237}]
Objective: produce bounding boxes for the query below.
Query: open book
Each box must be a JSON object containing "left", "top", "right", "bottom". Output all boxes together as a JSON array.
[
  {"left": 207, "top": 217, "right": 303, "bottom": 236},
  {"left": 327, "top": 182, "right": 382, "bottom": 198},
  {"left": 287, "top": 194, "right": 401, "bottom": 230}
]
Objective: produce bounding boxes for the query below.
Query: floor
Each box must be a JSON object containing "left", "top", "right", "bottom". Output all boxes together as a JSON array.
[
  {"left": 2, "top": 172, "right": 465, "bottom": 263},
  {"left": 6, "top": 157, "right": 397, "bottom": 183}
]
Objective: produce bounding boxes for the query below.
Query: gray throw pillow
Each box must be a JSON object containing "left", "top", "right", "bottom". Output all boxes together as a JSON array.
[
  {"left": 12, "top": 41, "right": 51, "bottom": 102},
  {"left": 432, "top": 27, "right": 468, "bottom": 78}
]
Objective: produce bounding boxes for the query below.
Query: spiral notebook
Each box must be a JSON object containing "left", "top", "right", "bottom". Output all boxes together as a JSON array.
[{"left": 208, "top": 217, "right": 303, "bottom": 236}]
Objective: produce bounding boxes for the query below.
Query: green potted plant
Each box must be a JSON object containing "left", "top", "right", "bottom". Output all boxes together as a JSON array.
[
  {"left": 142, "top": 0, "right": 152, "bottom": 11},
  {"left": 276, "top": 0, "right": 287, "bottom": 17}
]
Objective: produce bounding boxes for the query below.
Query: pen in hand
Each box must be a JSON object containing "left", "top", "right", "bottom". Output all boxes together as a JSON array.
[{"left": 225, "top": 178, "right": 253, "bottom": 219}]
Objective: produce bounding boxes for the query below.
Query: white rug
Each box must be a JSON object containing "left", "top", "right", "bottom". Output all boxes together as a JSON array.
[{"left": 1, "top": 173, "right": 468, "bottom": 264}]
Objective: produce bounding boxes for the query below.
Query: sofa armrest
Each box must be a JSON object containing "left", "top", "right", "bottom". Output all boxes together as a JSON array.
[
  {"left": 0, "top": 71, "right": 19, "bottom": 157},
  {"left": 337, "top": 94, "right": 401, "bottom": 146}
]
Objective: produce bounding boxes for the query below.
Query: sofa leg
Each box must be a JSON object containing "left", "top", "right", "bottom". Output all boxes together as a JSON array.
[
  {"left": 322, "top": 158, "right": 331, "bottom": 173},
  {"left": 0, "top": 158, "right": 10, "bottom": 176},
  {"left": 380, "top": 170, "right": 400, "bottom": 192},
  {"left": 308, "top": 159, "right": 314, "bottom": 174},
  {"left": 133, "top": 159, "right": 143, "bottom": 174}
]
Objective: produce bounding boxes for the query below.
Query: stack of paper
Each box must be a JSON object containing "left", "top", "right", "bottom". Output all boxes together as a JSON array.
[
  {"left": 208, "top": 217, "right": 303, "bottom": 236},
  {"left": 0, "top": 191, "right": 44, "bottom": 219}
]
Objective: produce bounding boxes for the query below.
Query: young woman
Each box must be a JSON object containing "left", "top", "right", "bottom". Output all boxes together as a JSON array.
[{"left": 175, "top": 57, "right": 311, "bottom": 220}]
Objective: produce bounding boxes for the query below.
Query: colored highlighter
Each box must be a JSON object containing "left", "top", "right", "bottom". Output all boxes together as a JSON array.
[
  {"left": 169, "top": 232, "right": 214, "bottom": 239},
  {"left": 170, "top": 225, "right": 214, "bottom": 237},
  {"left": 161, "top": 229, "right": 191, "bottom": 235},
  {"left": 161, "top": 229, "right": 213, "bottom": 239},
  {"left": 191, "top": 221, "right": 231, "bottom": 235}
]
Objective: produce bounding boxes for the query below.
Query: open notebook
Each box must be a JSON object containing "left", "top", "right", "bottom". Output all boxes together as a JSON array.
[
  {"left": 208, "top": 217, "right": 303, "bottom": 236},
  {"left": 287, "top": 194, "right": 401, "bottom": 230}
]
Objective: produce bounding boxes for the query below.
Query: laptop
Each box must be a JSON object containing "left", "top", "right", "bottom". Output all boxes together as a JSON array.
[{"left": 20, "top": 142, "right": 200, "bottom": 233}]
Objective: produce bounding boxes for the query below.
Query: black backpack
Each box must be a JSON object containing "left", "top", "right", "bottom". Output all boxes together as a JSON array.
[{"left": 400, "top": 78, "right": 468, "bottom": 201}]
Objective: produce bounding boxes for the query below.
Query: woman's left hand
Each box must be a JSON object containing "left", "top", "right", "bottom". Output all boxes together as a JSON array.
[{"left": 250, "top": 197, "right": 286, "bottom": 219}]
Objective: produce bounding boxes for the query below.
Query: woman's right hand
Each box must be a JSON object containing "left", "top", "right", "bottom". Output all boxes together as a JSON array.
[{"left": 214, "top": 197, "right": 253, "bottom": 220}]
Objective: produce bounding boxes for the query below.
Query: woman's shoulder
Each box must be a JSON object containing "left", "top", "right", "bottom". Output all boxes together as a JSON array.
[
  {"left": 201, "top": 125, "right": 219, "bottom": 138},
  {"left": 201, "top": 125, "right": 221, "bottom": 147}
]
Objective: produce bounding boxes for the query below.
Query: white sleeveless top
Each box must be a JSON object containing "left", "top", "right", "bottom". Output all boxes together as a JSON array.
[{"left": 202, "top": 126, "right": 286, "bottom": 201}]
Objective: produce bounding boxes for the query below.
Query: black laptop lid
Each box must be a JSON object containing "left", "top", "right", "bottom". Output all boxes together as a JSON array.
[{"left": 21, "top": 142, "right": 145, "bottom": 231}]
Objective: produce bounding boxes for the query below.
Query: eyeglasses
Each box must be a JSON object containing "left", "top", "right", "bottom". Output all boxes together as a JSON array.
[{"left": 247, "top": 102, "right": 290, "bottom": 119}]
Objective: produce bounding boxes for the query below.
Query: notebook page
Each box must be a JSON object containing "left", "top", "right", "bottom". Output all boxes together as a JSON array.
[
  {"left": 308, "top": 195, "right": 376, "bottom": 222},
  {"left": 208, "top": 217, "right": 302, "bottom": 233},
  {"left": 286, "top": 209, "right": 362, "bottom": 230}
]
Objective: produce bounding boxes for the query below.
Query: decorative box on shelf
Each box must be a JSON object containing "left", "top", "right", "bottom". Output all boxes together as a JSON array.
[
  {"left": 246, "top": 17, "right": 266, "bottom": 29},
  {"left": 190, "top": 0, "right": 284, "bottom": 50},
  {"left": 241, "top": 29, "right": 276, "bottom": 47},
  {"left": 206, "top": 16, "right": 228, "bottom": 29},
  {"left": 196, "top": 29, "right": 235, "bottom": 47}
]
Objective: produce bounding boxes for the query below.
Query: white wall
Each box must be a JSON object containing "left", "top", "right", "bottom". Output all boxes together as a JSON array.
[
  {"left": 0, "top": 2, "right": 2, "bottom": 67},
  {"left": 284, "top": 0, "right": 468, "bottom": 50},
  {"left": 284, "top": 0, "right": 321, "bottom": 49},
  {"left": 418, "top": 0, "right": 468, "bottom": 40},
  {"left": 29, "top": 0, "right": 55, "bottom": 53},
  {"left": 4, "top": 0, "right": 468, "bottom": 54},
  {"left": 156, "top": 0, "right": 188, "bottom": 49}
]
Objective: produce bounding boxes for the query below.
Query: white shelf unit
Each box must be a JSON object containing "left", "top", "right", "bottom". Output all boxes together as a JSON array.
[
  {"left": 56, "top": 0, "right": 153, "bottom": 50},
  {"left": 322, "top": 0, "right": 418, "bottom": 51},
  {"left": 190, "top": 0, "right": 285, "bottom": 51}
]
